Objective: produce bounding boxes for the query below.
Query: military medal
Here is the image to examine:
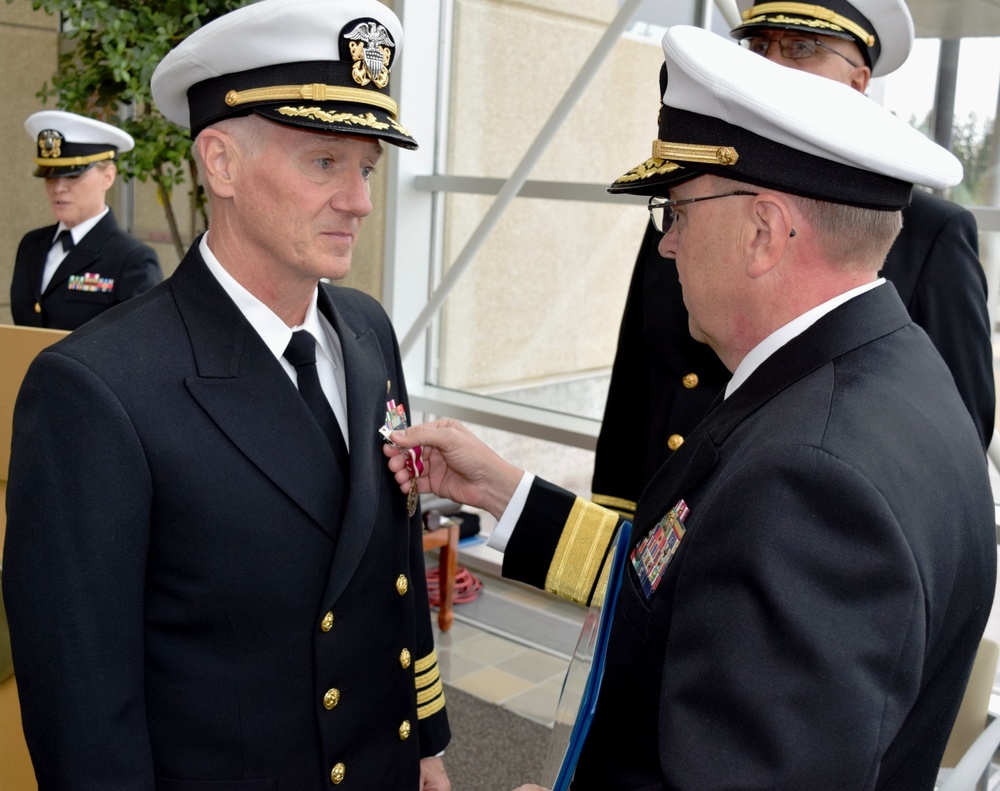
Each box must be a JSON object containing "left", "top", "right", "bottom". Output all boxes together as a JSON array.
[
  {"left": 379, "top": 399, "right": 423, "bottom": 517},
  {"left": 631, "top": 499, "right": 689, "bottom": 600}
]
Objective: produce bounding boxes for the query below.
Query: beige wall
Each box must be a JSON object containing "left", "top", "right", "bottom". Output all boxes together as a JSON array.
[
  {"left": 0, "top": 4, "right": 58, "bottom": 324},
  {"left": 436, "top": 0, "right": 663, "bottom": 391}
]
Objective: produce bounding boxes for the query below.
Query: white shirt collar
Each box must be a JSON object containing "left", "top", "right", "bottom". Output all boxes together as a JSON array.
[
  {"left": 726, "top": 279, "right": 884, "bottom": 398},
  {"left": 198, "top": 233, "right": 337, "bottom": 368},
  {"left": 56, "top": 206, "right": 109, "bottom": 245}
]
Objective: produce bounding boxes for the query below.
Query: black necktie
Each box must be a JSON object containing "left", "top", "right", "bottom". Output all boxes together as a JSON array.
[
  {"left": 283, "top": 330, "right": 350, "bottom": 473},
  {"left": 55, "top": 230, "right": 74, "bottom": 253}
]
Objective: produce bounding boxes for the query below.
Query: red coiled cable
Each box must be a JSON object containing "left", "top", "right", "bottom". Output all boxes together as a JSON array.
[{"left": 425, "top": 565, "right": 482, "bottom": 606}]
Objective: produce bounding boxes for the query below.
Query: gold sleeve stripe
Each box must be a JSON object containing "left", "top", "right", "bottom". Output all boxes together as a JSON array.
[
  {"left": 415, "top": 664, "right": 441, "bottom": 691},
  {"left": 415, "top": 652, "right": 442, "bottom": 704},
  {"left": 589, "top": 544, "right": 617, "bottom": 609},
  {"left": 544, "top": 498, "right": 621, "bottom": 605},
  {"left": 416, "top": 676, "right": 444, "bottom": 706},
  {"left": 591, "top": 493, "right": 637, "bottom": 519},
  {"left": 413, "top": 651, "right": 437, "bottom": 675},
  {"left": 414, "top": 649, "right": 438, "bottom": 675},
  {"left": 418, "top": 689, "right": 447, "bottom": 719}
]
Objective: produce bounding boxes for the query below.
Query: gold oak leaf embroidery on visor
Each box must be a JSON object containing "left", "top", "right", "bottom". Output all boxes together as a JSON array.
[
  {"left": 276, "top": 107, "right": 411, "bottom": 137},
  {"left": 615, "top": 157, "right": 683, "bottom": 184}
]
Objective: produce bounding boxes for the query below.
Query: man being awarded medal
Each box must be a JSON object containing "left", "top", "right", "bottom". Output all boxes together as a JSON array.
[{"left": 4, "top": 1, "right": 450, "bottom": 788}]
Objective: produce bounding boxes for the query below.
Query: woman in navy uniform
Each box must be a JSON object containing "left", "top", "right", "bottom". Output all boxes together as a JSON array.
[{"left": 10, "top": 110, "right": 162, "bottom": 330}]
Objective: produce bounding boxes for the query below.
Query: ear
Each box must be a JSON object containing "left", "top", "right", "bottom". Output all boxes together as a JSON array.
[
  {"left": 850, "top": 65, "right": 871, "bottom": 94},
  {"left": 746, "top": 194, "right": 795, "bottom": 278},
  {"left": 196, "top": 129, "right": 238, "bottom": 199},
  {"left": 100, "top": 162, "right": 117, "bottom": 190}
]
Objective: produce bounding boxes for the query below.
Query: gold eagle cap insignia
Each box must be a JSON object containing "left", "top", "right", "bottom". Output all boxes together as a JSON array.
[
  {"left": 343, "top": 21, "right": 394, "bottom": 89},
  {"left": 38, "top": 129, "right": 63, "bottom": 159}
]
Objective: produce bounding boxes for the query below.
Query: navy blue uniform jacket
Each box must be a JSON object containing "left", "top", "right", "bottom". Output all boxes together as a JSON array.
[
  {"left": 10, "top": 210, "right": 162, "bottom": 330},
  {"left": 507, "top": 284, "right": 995, "bottom": 790},
  {"left": 4, "top": 243, "right": 450, "bottom": 790}
]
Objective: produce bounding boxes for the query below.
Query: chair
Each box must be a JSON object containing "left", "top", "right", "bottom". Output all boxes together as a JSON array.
[
  {"left": 422, "top": 510, "right": 460, "bottom": 632},
  {"left": 937, "top": 638, "right": 1000, "bottom": 791},
  {"left": 1, "top": 325, "right": 70, "bottom": 791}
]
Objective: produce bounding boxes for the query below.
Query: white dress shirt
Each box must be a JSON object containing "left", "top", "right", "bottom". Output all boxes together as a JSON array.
[
  {"left": 199, "top": 233, "right": 350, "bottom": 449},
  {"left": 40, "top": 207, "right": 109, "bottom": 292}
]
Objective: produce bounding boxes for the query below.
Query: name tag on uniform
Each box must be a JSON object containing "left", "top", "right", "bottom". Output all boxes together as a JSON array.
[{"left": 630, "top": 499, "right": 689, "bottom": 600}]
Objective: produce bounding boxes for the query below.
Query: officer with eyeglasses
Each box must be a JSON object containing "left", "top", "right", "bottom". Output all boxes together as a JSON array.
[
  {"left": 383, "top": 24, "right": 995, "bottom": 790},
  {"left": 743, "top": 34, "right": 862, "bottom": 65},
  {"left": 592, "top": 0, "right": 994, "bottom": 525}
]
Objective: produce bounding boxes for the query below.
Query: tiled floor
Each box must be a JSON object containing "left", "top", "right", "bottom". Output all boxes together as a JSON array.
[{"left": 430, "top": 557, "right": 585, "bottom": 728}]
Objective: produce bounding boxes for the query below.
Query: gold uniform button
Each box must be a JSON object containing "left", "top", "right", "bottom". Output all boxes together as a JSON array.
[
  {"left": 323, "top": 688, "right": 341, "bottom": 710},
  {"left": 682, "top": 372, "right": 699, "bottom": 389},
  {"left": 34, "top": 302, "right": 41, "bottom": 314},
  {"left": 396, "top": 574, "right": 409, "bottom": 595},
  {"left": 320, "top": 611, "right": 334, "bottom": 632},
  {"left": 667, "top": 434, "right": 684, "bottom": 451},
  {"left": 330, "top": 762, "right": 345, "bottom": 784},
  {"left": 399, "top": 719, "right": 411, "bottom": 740},
  {"left": 399, "top": 648, "right": 411, "bottom": 669}
]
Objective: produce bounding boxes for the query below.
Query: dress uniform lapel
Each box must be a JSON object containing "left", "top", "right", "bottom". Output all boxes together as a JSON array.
[
  {"left": 723, "top": 281, "right": 912, "bottom": 430},
  {"left": 42, "top": 212, "right": 116, "bottom": 294},
  {"left": 635, "top": 284, "right": 912, "bottom": 540},
  {"left": 174, "top": 246, "right": 347, "bottom": 542},
  {"left": 26, "top": 227, "right": 54, "bottom": 303},
  {"left": 318, "top": 285, "right": 386, "bottom": 604}
]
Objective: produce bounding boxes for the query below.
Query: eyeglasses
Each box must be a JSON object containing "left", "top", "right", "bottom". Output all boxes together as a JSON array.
[
  {"left": 741, "top": 35, "right": 861, "bottom": 68},
  {"left": 647, "top": 191, "right": 759, "bottom": 234}
]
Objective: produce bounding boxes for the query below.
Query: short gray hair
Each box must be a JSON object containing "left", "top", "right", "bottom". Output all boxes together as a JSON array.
[
  {"left": 707, "top": 174, "right": 902, "bottom": 271},
  {"left": 786, "top": 195, "right": 902, "bottom": 272},
  {"left": 192, "top": 114, "right": 271, "bottom": 175}
]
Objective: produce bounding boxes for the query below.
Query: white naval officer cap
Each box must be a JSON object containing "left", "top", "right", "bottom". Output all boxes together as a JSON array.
[
  {"left": 730, "top": 0, "right": 914, "bottom": 77},
  {"left": 25, "top": 110, "right": 134, "bottom": 179},
  {"left": 608, "top": 25, "right": 961, "bottom": 210},
  {"left": 150, "top": 0, "right": 416, "bottom": 149}
]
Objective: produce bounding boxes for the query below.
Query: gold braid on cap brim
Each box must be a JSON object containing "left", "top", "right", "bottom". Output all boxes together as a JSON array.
[
  {"left": 224, "top": 83, "right": 399, "bottom": 118},
  {"left": 742, "top": 2, "right": 875, "bottom": 46},
  {"left": 614, "top": 140, "right": 739, "bottom": 185},
  {"left": 34, "top": 150, "right": 116, "bottom": 168},
  {"left": 275, "top": 107, "right": 411, "bottom": 137}
]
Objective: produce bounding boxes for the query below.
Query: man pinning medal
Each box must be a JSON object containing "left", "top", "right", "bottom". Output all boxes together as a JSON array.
[{"left": 385, "top": 24, "right": 996, "bottom": 791}]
